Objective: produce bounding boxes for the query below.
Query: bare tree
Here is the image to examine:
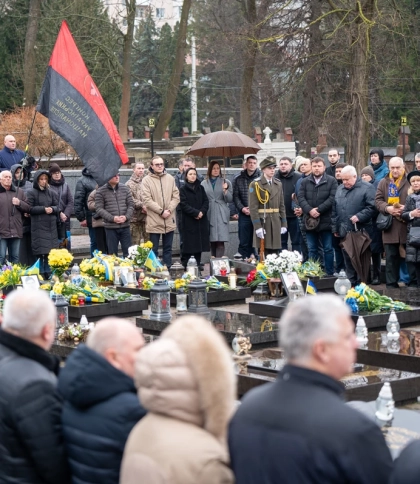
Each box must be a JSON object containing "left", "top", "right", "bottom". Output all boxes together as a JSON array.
[
  {"left": 154, "top": 0, "right": 192, "bottom": 140},
  {"left": 23, "top": 0, "right": 42, "bottom": 106}
]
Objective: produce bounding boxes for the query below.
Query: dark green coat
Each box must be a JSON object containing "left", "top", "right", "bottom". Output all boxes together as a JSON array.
[{"left": 249, "top": 175, "right": 287, "bottom": 250}]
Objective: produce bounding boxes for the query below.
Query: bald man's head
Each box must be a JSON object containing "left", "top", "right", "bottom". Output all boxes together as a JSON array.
[
  {"left": 4, "top": 135, "right": 17, "bottom": 151},
  {"left": 87, "top": 318, "right": 145, "bottom": 378}
]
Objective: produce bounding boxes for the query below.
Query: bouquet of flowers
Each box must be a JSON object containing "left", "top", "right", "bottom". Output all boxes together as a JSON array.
[
  {"left": 0, "top": 264, "right": 25, "bottom": 289},
  {"left": 264, "top": 251, "right": 302, "bottom": 278},
  {"left": 128, "top": 241, "right": 154, "bottom": 267},
  {"left": 48, "top": 249, "right": 74, "bottom": 277},
  {"left": 80, "top": 253, "right": 132, "bottom": 281},
  {"left": 345, "top": 283, "right": 411, "bottom": 314},
  {"left": 296, "top": 259, "right": 325, "bottom": 280}
]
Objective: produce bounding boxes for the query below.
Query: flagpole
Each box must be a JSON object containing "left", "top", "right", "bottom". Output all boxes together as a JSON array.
[
  {"left": 305, "top": 278, "right": 309, "bottom": 296},
  {"left": 25, "top": 108, "right": 38, "bottom": 155}
]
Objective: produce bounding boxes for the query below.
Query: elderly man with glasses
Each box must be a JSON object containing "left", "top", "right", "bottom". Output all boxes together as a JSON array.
[
  {"left": 141, "top": 156, "right": 180, "bottom": 267},
  {"left": 95, "top": 172, "right": 134, "bottom": 258}
]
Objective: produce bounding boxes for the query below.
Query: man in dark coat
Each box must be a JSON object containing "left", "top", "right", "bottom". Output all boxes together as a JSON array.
[
  {"left": 249, "top": 158, "right": 287, "bottom": 255},
  {"left": 298, "top": 157, "right": 338, "bottom": 275},
  {"left": 275, "top": 156, "right": 301, "bottom": 252},
  {"left": 58, "top": 318, "right": 146, "bottom": 484},
  {"left": 0, "top": 289, "right": 71, "bottom": 484},
  {"left": 332, "top": 165, "right": 376, "bottom": 285},
  {"left": 74, "top": 167, "right": 98, "bottom": 256},
  {"left": 96, "top": 173, "right": 134, "bottom": 258},
  {"left": 0, "top": 134, "right": 25, "bottom": 171},
  {"left": 325, "top": 148, "right": 342, "bottom": 178},
  {"left": 229, "top": 295, "right": 393, "bottom": 484},
  {"left": 233, "top": 155, "right": 260, "bottom": 258},
  {"left": 0, "top": 170, "right": 31, "bottom": 264}
]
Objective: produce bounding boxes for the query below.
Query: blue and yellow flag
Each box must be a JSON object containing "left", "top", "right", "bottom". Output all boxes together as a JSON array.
[
  {"left": 23, "top": 259, "right": 40, "bottom": 276},
  {"left": 145, "top": 250, "right": 163, "bottom": 272},
  {"left": 93, "top": 250, "right": 113, "bottom": 281},
  {"left": 306, "top": 279, "right": 318, "bottom": 295}
]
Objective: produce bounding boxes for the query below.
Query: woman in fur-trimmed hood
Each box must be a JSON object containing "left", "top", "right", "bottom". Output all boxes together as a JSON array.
[{"left": 120, "top": 315, "right": 236, "bottom": 484}]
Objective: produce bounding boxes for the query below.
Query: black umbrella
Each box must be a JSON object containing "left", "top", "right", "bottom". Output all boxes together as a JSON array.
[{"left": 340, "top": 224, "right": 372, "bottom": 283}]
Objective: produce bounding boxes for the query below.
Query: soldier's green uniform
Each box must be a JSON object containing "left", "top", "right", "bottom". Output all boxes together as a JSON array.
[{"left": 249, "top": 161, "right": 287, "bottom": 251}]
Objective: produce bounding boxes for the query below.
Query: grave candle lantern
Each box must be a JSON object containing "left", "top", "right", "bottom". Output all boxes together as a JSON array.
[
  {"left": 187, "top": 279, "right": 210, "bottom": 315},
  {"left": 150, "top": 280, "right": 172, "bottom": 321},
  {"left": 55, "top": 294, "right": 69, "bottom": 338}
]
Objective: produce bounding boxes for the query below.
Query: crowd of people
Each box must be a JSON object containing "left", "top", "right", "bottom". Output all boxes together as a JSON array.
[
  {"left": 1, "top": 289, "right": 418, "bottom": 483},
  {"left": 3, "top": 132, "right": 420, "bottom": 286}
]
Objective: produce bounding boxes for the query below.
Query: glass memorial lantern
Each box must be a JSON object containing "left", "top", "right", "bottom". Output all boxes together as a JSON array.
[
  {"left": 170, "top": 261, "right": 185, "bottom": 280},
  {"left": 386, "top": 309, "right": 400, "bottom": 333},
  {"left": 150, "top": 280, "right": 172, "bottom": 321},
  {"left": 188, "top": 279, "right": 210, "bottom": 315},
  {"left": 228, "top": 267, "right": 238, "bottom": 289},
  {"left": 55, "top": 294, "right": 69, "bottom": 338},
  {"left": 253, "top": 282, "right": 270, "bottom": 302},
  {"left": 176, "top": 288, "right": 188, "bottom": 315},
  {"left": 187, "top": 256, "right": 199, "bottom": 278},
  {"left": 334, "top": 270, "right": 351, "bottom": 297}
]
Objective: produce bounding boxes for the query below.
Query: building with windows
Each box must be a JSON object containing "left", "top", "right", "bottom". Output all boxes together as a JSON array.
[{"left": 102, "top": 0, "right": 183, "bottom": 30}]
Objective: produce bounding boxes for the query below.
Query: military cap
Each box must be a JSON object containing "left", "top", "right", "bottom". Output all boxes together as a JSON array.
[{"left": 260, "top": 157, "right": 277, "bottom": 170}]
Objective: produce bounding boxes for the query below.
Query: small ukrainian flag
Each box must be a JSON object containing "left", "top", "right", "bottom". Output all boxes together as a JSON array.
[
  {"left": 23, "top": 259, "right": 40, "bottom": 276},
  {"left": 144, "top": 250, "right": 163, "bottom": 272},
  {"left": 306, "top": 279, "right": 318, "bottom": 295}
]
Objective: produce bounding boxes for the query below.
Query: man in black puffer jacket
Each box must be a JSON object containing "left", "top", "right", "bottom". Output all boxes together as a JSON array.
[
  {"left": 298, "top": 157, "right": 337, "bottom": 275},
  {"left": 275, "top": 156, "right": 302, "bottom": 252},
  {"left": 233, "top": 156, "right": 260, "bottom": 258},
  {"left": 74, "top": 167, "right": 98, "bottom": 256},
  {"left": 95, "top": 173, "right": 134, "bottom": 258},
  {"left": 0, "top": 289, "right": 71, "bottom": 484},
  {"left": 58, "top": 318, "right": 147, "bottom": 484},
  {"left": 332, "top": 165, "right": 376, "bottom": 285}
]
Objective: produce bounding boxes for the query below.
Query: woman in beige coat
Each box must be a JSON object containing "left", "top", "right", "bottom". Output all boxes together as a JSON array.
[{"left": 120, "top": 315, "right": 236, "bottom": 484}]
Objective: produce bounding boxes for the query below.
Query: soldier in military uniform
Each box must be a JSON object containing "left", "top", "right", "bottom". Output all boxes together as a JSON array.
[{"left": 249, "top": 158, "right": 287, "bottom": 255}]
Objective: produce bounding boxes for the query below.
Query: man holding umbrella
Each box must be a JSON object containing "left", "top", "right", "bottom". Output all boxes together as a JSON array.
[
  {"left": 332, "top": 165, "right": 376, "bottom": 285},
  {"left": 249, "top": 158, "right": 287, "bottom": 257}
]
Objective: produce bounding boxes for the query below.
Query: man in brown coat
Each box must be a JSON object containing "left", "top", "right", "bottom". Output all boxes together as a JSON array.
[
  {"left": 0, "top": 170, "right": 31, "bottom": 264},
  {"left": 249, "top": 158, "right": 287, "bottom": 255},
  {"left": 375, "top": 156, "right": 416, "bottom": 287},
  {"left": 126, "top": 162, "right": 149, "bottom": 244},
  {"left": 141, "top": 156, "right": 179, "bottom": 267}
]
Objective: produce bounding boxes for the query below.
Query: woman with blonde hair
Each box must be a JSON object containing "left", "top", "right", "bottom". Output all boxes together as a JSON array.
[{"left": 120, "top": 315, "right": 236, "bottom": 484}]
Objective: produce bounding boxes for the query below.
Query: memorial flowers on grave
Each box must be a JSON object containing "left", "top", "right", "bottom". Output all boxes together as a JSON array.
[
  {"left": 345, "top": 283, "right": 411, "bottom": 314},
  {"left": 79, "top": 252, "right": 133, "bottom": 281},
  {"left": 51, "top": 276, "right": 134, "bottom": 304},
  {"left": 296, "top": 260, "right": 325, "bottom": 280},
  {"left": 0, "top": 264, "right": 23, "bottom": 289},
  {"left": 244, "top": 250, "right": 302, "bottom": 287},
  {"left": 127, "top": 241, "right": 154, "bottom": 267},
  {"left": 48, "top": 249, "right": 74, "bottom": 278}
]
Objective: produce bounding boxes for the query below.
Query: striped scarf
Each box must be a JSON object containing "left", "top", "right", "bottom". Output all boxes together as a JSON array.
[{"left": 388, "top": 175, "right": 403, "bottom": 205}]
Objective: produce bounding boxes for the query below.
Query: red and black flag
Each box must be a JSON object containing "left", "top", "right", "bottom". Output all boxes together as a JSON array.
[{"left": 36, "top": 21, "right": 128, "bottom": 187}]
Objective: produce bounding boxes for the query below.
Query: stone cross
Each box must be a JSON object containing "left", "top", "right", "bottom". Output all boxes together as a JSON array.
[{"left": 263, "top": 126, "right": 272, "bottom": 144}]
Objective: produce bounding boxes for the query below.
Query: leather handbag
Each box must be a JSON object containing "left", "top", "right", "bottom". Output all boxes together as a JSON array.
[
  {"left": 376, "top": 212, "right": 392, "bottom": 231},
  {"left": 408, "top": 226, "right": 420, "bottom": 248},
  {"left": 304, "top": 215, "right": 320, "bottom": 231}
]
